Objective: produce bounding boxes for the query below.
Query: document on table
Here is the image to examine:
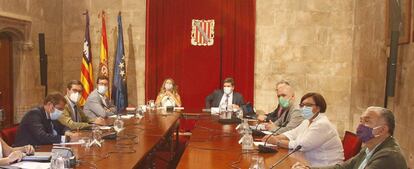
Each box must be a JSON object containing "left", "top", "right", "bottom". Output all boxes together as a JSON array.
[
  {"left": 250, "top": 124, "right": 266, "bottom": 130},
  {"left": 10, "top": 161, "right": 51, "bottom": 169},
  {"left": 109, "top": 114, "right": 135, "bottom": 119},
  {"left": 253, "top": 141, "right": 277, "bottom": 147}
]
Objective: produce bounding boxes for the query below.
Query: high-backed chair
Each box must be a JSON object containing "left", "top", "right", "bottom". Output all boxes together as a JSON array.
[
  {"left": 342, "top": 131, "right": 362, "bottom": 161},
  {"left": 1, "top": 124, "right": 19, "bottom": 146}
]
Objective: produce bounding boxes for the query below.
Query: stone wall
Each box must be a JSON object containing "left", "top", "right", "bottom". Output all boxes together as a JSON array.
[
  {"left": 255, "top": 0, "right": 355, "bottom": 135},
  {"left": 0, "top": 0, "right": 63, "bottom": 122},
  {"left": 61, "top": 0, "right": 146, "bottom": 106}
]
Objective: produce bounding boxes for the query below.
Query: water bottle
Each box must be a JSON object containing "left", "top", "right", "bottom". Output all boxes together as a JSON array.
[
  {"left": 249, "top": 155, "right": 265, "bottom": 169},
  {"left": 239, "top": 119, "right": 250, "bottom": 134},
  {"left": 242, "top": 129, "right": 254, "bottom": 152},
  {"left": 50, "top": 152, "right": 64, "bottom": 169}
]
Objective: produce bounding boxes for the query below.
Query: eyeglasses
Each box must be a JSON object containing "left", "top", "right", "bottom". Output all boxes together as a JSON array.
[{"left": 299, "top": 103, "right": 316, "bottom": 108}]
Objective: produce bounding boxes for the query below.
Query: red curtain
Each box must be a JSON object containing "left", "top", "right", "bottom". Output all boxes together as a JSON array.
[{"left": 146, "top": 0, "right": 255, "bottom": 110}]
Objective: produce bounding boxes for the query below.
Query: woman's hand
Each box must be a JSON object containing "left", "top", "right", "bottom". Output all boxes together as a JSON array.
[
  {"left": 7, "top": 151, "right": 24, "bottom": 164},
  {"left": 23, "top": 145, "right": 35, "bottom": 155}
]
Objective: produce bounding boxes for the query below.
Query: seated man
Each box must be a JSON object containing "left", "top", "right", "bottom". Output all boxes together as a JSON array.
[
  {"left": 84, "top": 75, "right": 116, "bottom": 119},
  {"left": 14, "top": 92, "right": 76, "bottom": 146},
  {"left": 258, "top": 81, "right": 303, "bottom": 135},
  {"left": 292, "top": 106, "right": 408, "bottom": 169},
  {"left": 205, "top": 77, "right": 244, "bottom": 111},
  {"left": 58, "top": 80, "right": 105, "bottom": 130}
]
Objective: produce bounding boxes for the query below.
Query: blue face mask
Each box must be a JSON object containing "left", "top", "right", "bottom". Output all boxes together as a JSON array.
[
  {"left": 50, "top": 108, "right": 63, "bottom": 120},
  {"left": 301, "top": 106, "right": 314, "bottom": 119}
]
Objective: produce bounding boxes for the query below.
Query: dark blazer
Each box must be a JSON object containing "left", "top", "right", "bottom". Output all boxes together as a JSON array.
[
  {"left": 313, "top": 136, "right": 408, "bottom": 169},
  {"left": 14, "top": 107, "right": 65, "bottom": 146},
  {"left": 205, "top": 90, "right": 245, "bottom": 108}
]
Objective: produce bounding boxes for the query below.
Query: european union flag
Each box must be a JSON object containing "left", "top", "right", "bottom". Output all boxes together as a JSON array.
[{"left": 112, "top": 12, "right": 128, "bottom": 113}]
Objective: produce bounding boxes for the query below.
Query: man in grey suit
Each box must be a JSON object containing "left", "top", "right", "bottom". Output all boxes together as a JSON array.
[
  {"left": 205, "top": 77, "right": 245, "bottom": 110},
  {"left": 258, "top": 81, "right": 304, "bottom": 135},
  {"left": 84, "top": 75, "right": 116, "bottom": 119}
]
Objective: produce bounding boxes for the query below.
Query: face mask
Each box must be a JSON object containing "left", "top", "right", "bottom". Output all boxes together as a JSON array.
[
  {"left": 223, "top": 87, "right": 233, "bottom": 95},
  {"left": 97, "top": 85, "right": 108, "bottom": 94},
  {"left": 165, "top": 83, "right": 173, "bottom": 90},
  {"left": 69, "top": 92, "right": 80, "bottom": 103},
  {"left": 356, "top": 124, "right": 381, "bottom": 142},
  {"left": 50, "top": 108, "right": 63, "bottom": 120},
  {"left": 278, "top": 96, "right": 290, "bottom": 108},
  {"left": 301, "top": 106, "right": 314, "bottom": 119}
]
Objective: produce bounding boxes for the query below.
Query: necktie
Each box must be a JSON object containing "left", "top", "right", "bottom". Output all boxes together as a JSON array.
[
  {"left": 225, "top": 94, "right": 229, "bottom": 106},
  {"left": 73, "top": 105, "right": 79, "bottom": 122},
  {"left": 277, "top": 108, "right": 283, "bottom": 118}
]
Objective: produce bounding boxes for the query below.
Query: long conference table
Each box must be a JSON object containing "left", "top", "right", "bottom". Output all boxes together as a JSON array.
[
  {"left": 177, "top": 112, "right": 306, "bottom": 169},
  {"left": 35, "top": 110, "right": 305, "bottom": 168}
]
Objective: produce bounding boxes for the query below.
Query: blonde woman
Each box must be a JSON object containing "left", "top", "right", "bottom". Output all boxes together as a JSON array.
[{"left": 155, "top": 78, "right": 182, "bottom": 107}]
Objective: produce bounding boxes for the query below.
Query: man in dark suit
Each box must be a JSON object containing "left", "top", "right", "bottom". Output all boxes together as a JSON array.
[
  {"left": 205, "top": 77, "right": 245, "bottom": 110},
  {"left": 14, "top": 92, "right": 74, "bottom": 146}
]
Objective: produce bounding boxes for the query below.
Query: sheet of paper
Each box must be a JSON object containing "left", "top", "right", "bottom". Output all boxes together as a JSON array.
[
  {"left": 249, "top": 124, "right": 266, "bottom": 130},
  {"left": 211, "top": 107, "right": 219, "bottom": 115},
  {"left": 253, "top": 141, "right": 276, "bottom": 147},
  {"left": 99, "top": 126, "right": 112, "bottom": 130},
  {"left": 53, "top": 140, "right": 85, "bottom": 146},
  {"left": 11, "top": 161, "right": 51, "bottom": 169}
]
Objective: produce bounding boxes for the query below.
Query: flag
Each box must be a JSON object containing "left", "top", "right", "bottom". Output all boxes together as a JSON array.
[
  {"left": 112, "top": 12, "right": 128, "bottom": 113},
  {"left": 99, "top": 11, "right": 110, "bottom": 96},
  {"left": 99, "top": 11, "right": 109, "bottom": 77},
  {"left": 79, "top": 11, "right": 94, "bottom": 106}
]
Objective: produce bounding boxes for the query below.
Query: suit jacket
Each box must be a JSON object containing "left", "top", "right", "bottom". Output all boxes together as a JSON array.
[
  {"left": 269, "top": 105, "right": 304, "bottom": 135},
  {"left": 58, "top": 96, "right": 91, "bottom": 130},
  {"left": 14, "top": 107, "right": 65, "bottom": 146},
  {"left": 205, "top": 89, "right": 244, "bottom": 108},
  {"left": 84, "top": 89, "right": 115, "bottom": 119},
  {"left": 313, "top": 136, "right": 407, "bottom": 169}
]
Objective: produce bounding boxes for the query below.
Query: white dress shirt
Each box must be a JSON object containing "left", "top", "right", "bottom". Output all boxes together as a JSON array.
[
  {"left": 219, "top": 92, "right": 233, "bottom": 107},
  {"left": 282, "top": 113, "right": 344, "bottom": 167}
]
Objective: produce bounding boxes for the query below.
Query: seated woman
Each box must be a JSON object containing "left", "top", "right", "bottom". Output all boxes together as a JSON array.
[
  {"left": 0, "top": 138, "right": 34, "bottom": 165},
  {"left": 262, "top": 92, "right": 344, "bottom": 167},
  {"left": 155, "top": 78, "right": 182, "bottom": 107}
]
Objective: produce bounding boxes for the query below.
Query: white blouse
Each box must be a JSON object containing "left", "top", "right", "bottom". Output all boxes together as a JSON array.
[
  {"left": 282, "top": 113, "right": 344, "bottom": 167},
  {"left": 0, "top": 141, "right": 3, "bottom": 158}
]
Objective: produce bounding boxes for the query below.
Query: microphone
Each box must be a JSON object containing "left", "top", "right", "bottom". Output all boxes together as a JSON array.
[
  {"left": 258, "top": 121, "right": 289, "bottom": 153},
  {"left": 269, "top": 145, "right": 302, "bottom": 169}
]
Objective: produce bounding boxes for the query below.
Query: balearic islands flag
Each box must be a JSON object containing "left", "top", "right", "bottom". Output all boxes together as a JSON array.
[{"left": 79, "top": 11, "right": 94, "bottom": 106}]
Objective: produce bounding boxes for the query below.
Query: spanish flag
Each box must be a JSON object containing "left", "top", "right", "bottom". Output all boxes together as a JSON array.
[
  {"left": 99, "top": 11, "right": 110, "bottom": 97},
  {"left": 99, "top": 11, "right": 109, "bottom": 77},
  {"left": 79, "top": 11, "right": 93, "bottom": 106}
]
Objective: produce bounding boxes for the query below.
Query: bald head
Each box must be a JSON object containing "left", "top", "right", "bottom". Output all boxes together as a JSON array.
[{"left": 276, "top": 84, "right": 295, "bottom": 98}]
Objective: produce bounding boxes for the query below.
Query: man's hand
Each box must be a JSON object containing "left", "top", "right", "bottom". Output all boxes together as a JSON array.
[
  {"left": 232, "top": 104, "right": 240, "bottom": 111},
  {"left": 261, "top": 135, "right": 279, "bottom": 145},
  {"left": 93, "top": 117, "right": 106, "bottom": 125},
  {"left": 265, "top": 122, "right": 276, "bottom": 131},
  {"left": 257, "top": 114, "right": 266, "bottom": 121},
  {"left": 291, "top": 162, "right": 310, "bottom": 169}
]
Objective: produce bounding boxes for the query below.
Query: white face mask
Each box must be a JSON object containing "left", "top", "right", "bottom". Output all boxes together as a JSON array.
[
  {"left": 223, "top": 87, "right": 233, "bottom": 94},
  {"left": 165, "top": 83, "right": 173, "bottom": 90},
  {"left": 97, "top": 85, "right": 108, "bottom": 94},
  {"left": 69, "top": 92, "right": 80, "bottom": 103}
]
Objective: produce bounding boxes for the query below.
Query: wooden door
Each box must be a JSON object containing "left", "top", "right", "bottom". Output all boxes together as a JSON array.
[{"left": 0, "top": 33, "right": 14, "bottom": 127}]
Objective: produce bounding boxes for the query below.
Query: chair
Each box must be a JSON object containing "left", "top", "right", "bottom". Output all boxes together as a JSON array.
[
  {"left": 1, "top": 124, "right": 19, "bottom": 146},
  {"left": 342, "top": 131, "right": 362, "bottom": 161}
]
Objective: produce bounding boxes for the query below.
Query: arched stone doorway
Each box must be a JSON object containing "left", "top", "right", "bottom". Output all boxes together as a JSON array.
[{"left": 0, "top": 13, "right": 44, "bottom": 127}]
